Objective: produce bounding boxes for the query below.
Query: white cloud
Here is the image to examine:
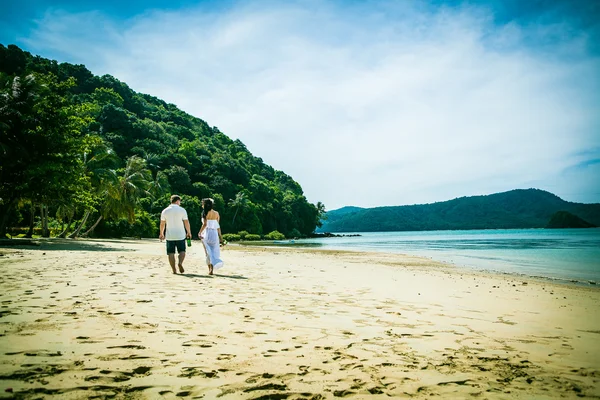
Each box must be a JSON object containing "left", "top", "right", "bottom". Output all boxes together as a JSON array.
[{"left": 21, "top": 0, "right": 600, "bottom": 208}]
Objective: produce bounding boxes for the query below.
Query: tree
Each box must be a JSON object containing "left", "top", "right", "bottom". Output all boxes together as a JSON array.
[
  {"left": 0, "top": 73, "right": 39, "bottom": 237},
  {"left": 82, "top": 156, "right": 152, "bottom": 236},
  {"left": 229, "top": 191, "right": 249, "bottom": 227},
  {"left": 24, "top": 200, "right": 36, "bottom": 238},
  {"left": 0, "top": 73, "right": 89, "bottom": 237},
  {"left": 315, "top": 201, "right": 326, "bottom": 228},
  {"left": 92, "top": 87, "right": 124, "bottom": 108},
  {"left": 148, "top": 171, "right": 170, "bottom": 199},
  {"left": 0, "top": 45, "right": 28, "bottom": 75},
  {"left": 56, "top": 203, "right": 76, "bottom": 238},
  {"left": 163, "top": 165, "right": 191, "bottom": 193},
  {"left": 1, "top": 46, "right": 327, "bottom": 238},
  {"left": 70, "top": 138, "right": 119, "bottom": 238}
]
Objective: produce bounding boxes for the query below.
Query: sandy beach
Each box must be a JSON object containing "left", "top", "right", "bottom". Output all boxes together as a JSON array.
[{"left": 0, "top": 239, "right": 599, "bottom": 399}]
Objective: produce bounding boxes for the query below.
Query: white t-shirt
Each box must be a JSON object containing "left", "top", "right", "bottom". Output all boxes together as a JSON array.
[{"left": 161, "top": 204, "right": 189, "bottom": 240}]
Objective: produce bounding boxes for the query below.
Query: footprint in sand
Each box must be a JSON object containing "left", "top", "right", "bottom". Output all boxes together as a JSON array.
[
  {"left": 85, "top": 373, "right": 131, "bottom": 383},
  {"left": 182, "top": 339, "right": 214, "bottom": 348},
  {"left": 298, "top": 366, "right": 309, "bottom": 376},
  {"left": 178, "top": 367, "right": 219, "bottom": 378},
  {"left": 132, "top": 366, "right": 152, "bottom": 375},
  {"left": 106, "top": 344, "right": 146, "bottom": 350},
  {"left": 333, "top": 389, "right": 356, "bottom": 397},
  {"left": 118, "top": 354, "right": 151, "bottom": 360}
]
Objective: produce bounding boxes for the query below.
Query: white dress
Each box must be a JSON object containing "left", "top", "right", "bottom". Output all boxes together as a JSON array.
[{"left": 201, "top": 219, "right": 224, "bottom": 270}]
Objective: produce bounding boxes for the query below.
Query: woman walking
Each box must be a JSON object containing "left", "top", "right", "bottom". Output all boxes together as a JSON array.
[{"left": 198, "top": 198, "right": 224, "bottom": 275}]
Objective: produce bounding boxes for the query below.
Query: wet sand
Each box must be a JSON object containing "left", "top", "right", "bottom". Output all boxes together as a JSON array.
[{"left": 0, "top": 238, "right": 599, "bottom": 399}]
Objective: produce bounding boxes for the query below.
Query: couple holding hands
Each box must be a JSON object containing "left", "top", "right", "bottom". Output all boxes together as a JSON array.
[{"left": 159, "top": 195, "right": 224, "bottom": 275}]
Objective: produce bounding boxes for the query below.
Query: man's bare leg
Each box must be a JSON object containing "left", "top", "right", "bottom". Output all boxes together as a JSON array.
[
  {"left": 178, "top": 252, "right": 186, "bottom": 273},
  {"left": 168, "top": 254, "right": 177, "bottom": 274}
]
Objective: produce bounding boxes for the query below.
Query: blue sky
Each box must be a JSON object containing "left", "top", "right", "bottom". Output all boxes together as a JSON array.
[{"left": 2, "top": 0, "right": 599, "bottom": 209}]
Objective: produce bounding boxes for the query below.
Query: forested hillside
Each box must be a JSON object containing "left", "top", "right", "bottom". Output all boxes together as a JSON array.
[
  {"left": 319, "top": 189, "right": 600, "bottom": 232},
  {"left": 0, "top": 44, "right": 324, "bottom": 239}
]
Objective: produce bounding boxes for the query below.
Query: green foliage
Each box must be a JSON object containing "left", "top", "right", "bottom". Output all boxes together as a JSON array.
[
  {"left": 244, "top": 234, "right": 261, "bottom": 241},
  {"left": 320, "top": 189, "right": 600, "bottom": 232},
  {"left": 223, "top": 233, "right": 241, "bottom": 242},
  {"left": 0, "top": 44, "right": 325, "bottom": 238},
  {"left": 546, "top": 211, "right": 596, "bottom": 229},
  {"left": 96, "top": 210, "right": 157, "bottom": 238},
  {"left": 237, "top": 230, "right": 249, "bottom": 239},
  {"left": 264, "top": 230, "right": 286, "bottom": 240},
  {"left": 92, "top": 87, "right": 124, "bottom": 107},
  {"left": 0, "top": 71, "right": 91, "bottom": 235},
  {"left": 101, "top": 156, "right": 152, "bottom": 223},
  {"left": 289, "top": 228, "right": 302, "bottom": 238},
  {"left": 8, "top": 227, "right": 60, "bottom": 236},
  {"left": 180, "top": 195, "right": 203, "bottom": 235},
  {"left": 191, "top": 181, "right": 211, "bottom": 199},
  {"left": 164, "top": 165, "right": 192, "bottom": 193}
]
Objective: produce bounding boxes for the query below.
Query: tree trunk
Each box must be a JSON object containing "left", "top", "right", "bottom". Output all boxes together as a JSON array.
[
  {"left": 25, "top": 201, "right": 35, "bottom": 238},
  {"left": 0, "top": 197, "right": 17, "bottom": 239},
  {"left": 82, "top": 215, "right": 103, "bottom": 237},
  {"left": 39, "top": 205, "right": 44, "bottom": 236},
  {"left": 58, "top": 215, "right": 74, "bottom": 238},
  {"left": 44, "top": 205, "right": 50, "bottom": 237},
  {"left": 69, "top": 209, "right": 91, "bottom": 239},
  {"left": 232, "top": 207, "right": 239, "bottom": 225},
  {"left": 41, "top": 204, "right": 50, "bottom": 238}
]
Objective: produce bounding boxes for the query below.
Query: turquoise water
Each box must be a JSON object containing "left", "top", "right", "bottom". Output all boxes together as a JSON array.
[{"left": 282, "top": 229, "right": 600, "bottom": 284}]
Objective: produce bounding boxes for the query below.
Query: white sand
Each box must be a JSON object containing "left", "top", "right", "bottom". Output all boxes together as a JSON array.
[{"left": 0, "top": 238, "right": 598, "bottom": 399}]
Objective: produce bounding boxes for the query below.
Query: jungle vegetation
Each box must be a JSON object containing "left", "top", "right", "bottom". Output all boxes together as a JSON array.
[{"left": 0, "top": 44, "right": 325, "bottom": 239}]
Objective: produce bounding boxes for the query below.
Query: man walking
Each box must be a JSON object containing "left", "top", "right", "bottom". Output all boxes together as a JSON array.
[{"left": 159, "top": 195, "right": 192, "bottom": 274}]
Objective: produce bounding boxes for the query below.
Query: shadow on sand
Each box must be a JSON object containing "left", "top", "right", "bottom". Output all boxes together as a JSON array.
[
  {"left": 0, "top": 238, "right": 134, "bottom": 252},
  {"left": 179, "top": 273, "right": 248, "bottom": 280},
  {"left": 177, "top": 273, "right": 211, "bottom": 279}
]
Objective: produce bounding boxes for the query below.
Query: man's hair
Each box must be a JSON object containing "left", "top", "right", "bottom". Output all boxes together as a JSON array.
[{"left": 170, "top": 195, "right": 181, "bottom": 204}]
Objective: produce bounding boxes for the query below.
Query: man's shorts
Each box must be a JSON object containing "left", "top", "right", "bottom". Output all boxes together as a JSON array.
[{"left": 166, "top": 239, "right": 186, "bottom": 254}]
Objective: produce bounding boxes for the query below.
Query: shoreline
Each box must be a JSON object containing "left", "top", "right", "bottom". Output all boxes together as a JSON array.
[
  {"left": 4, "top": 236, "right": 598, "bottom": 287},
  {"left": 238, "top": 241, "right": 600, "bottom": 288},
  {"left": 1, "top": 238, "right": 599, "bottom": 398}
]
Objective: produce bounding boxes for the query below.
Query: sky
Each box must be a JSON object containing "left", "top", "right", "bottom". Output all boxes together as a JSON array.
[{"left": 2, "top": 0, "right": 599, "bottom": 210}]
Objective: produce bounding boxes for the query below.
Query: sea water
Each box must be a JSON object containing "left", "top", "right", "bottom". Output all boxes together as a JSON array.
[{"left": 285, "top": 229, "right": 600, "bottom": 284}]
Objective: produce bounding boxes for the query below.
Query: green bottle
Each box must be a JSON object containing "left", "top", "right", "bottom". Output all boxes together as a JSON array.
[{"left": 187, "top": 238, "right": 192, "bottom": 247}]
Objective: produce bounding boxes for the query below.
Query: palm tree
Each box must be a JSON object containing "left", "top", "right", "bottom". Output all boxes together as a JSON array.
[
  {"left": 56, "top": 203, "right": 76, "bottom": 238},
  {"left": 315, "top": 201, "right": 327, "bottom": 227},
  {"left": 69, "top": 141, "right": 118, "bottom": 238},
  {"left": 228, "top": 191, "right": 249, "bottom": 227},
  {"left": 148, "top": 170, "right": 170, "bottom": 198},
  {"left": 112, "top": 155, "right": 152, "bottom": 222},
  {"left": 82, "top": 156, "right": 152, "bottom": 236},
  {"left": 141, "top": 151, "right": 161, "bottom": 172}
]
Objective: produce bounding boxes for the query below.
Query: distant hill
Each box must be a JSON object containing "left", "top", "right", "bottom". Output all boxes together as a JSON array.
[
  {"left": 546, "top": 211, "right": 596, "bottom": 229},
  {"left": 329, "top": 206, "right": 365, "bottom": 215},
  {"left": 317, "top": 206, "right": 364, "bottom": 234},
  {"left": 318, "top": 189, "right": 600, "bottom": 232}
]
